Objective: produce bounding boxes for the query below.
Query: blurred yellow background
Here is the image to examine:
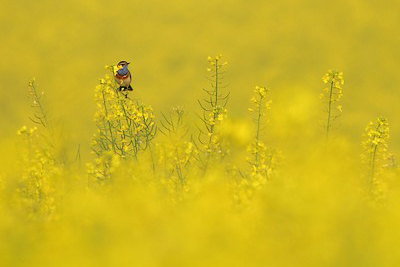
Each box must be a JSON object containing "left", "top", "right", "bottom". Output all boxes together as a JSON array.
[{"left": 1, "top": 0, "right": 400, "bottom": 156}]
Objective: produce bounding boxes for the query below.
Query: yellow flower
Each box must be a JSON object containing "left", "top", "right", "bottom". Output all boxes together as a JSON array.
[
  {"left": 112, "top": 65, "right": 119, "bottom": 74},
  {"left": 17, "top": 125, "right": 27, "bottom": 135}
]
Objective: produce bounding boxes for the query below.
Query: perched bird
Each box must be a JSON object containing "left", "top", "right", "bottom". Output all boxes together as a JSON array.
[{"left": 114, "top": 60, "right": 133, "bottom": 91}]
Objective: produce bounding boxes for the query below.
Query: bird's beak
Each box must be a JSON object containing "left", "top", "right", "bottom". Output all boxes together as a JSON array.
[{"left": 127, "top": 62, "right": 131, "bottom": 65}]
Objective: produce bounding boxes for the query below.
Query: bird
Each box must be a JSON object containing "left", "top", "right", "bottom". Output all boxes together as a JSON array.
[{"left": 114, "top": 60, "right": 133, "bottom": 91}]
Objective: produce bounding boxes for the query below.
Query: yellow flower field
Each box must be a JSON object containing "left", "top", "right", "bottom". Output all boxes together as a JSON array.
[{"left": 1, "top": 0, "right": 400, "bottom": 266}]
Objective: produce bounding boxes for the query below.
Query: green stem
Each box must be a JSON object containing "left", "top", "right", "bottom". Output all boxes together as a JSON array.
[
  {"left": 102, "top": 90, "right": 116, "bottom": 152},
  {"left": 326, "top": 80, "right": 334, "bottom": 142},
  {"left": 254, "top": 96, "right": 263, "bottom": 173},
  {"left": 207, "top": 59, "right": 220, "bottom": 148},
  {"left": 370, "top": 144, "right": 378, "bottom": 189}
]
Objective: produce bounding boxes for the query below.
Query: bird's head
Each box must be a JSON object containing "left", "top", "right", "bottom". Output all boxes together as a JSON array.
[{"left": 117, "top": 61, "right": 130, "bottom": 69}]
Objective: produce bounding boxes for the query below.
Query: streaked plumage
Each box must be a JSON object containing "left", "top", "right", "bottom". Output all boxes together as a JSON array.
[{"left": 114, "top": 61, "right": 133, "bottom": 91}]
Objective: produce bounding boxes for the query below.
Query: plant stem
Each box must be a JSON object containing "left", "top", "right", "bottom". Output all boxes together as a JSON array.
[
  {"left": 370, "top": 144, "right": 378, "bottom": 190},
  {"left": 326, "top": 80, "right": 334, "bottom": 142},
  {"left": 102, "top": 90, "right": 116, "bottom": 152},
  {"left": 254, "top": 96, "right": 263, "bottom": 173}
]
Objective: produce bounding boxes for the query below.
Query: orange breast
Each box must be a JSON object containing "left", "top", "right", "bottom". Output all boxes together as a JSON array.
[
  {"left": 115, "top": 72, "right": 132, "bottom": 86},
  {"left": 115, "top": 73, "right": 130, "bottom": 80}
]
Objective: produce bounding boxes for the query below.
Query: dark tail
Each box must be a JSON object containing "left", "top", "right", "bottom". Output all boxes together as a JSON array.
[{"left": 118, "top": 85, "right": 133, "bottom": 91}]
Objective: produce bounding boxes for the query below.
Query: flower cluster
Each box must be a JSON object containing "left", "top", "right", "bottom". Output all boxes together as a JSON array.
[
  {"left": 89, "top": 67, "right": 156, "bottom": 183},
  {"left": 28, "top": 79, "right": 50, "bottom": 129},
  {"left": 204, "top": 105, "right": 228, "bottom": 158},
  {"left": 247, "top": 86, "right": 273, "bottom": 180},
  {"left": 92, "top": 71, "right": 156, "bottom": 156},
  {"left": 206, "top": 55, "right": 227, "bottom": 71},
  {"left": 208, "top": 106, "right": 227, "bottom": 126},
  {"left": 158, "top": 107, "right": 198, "bottom": 199},
  {"left": 321, "top": 70, "right": 344, "bottom": 140},
  {"left": 87, "top": 151, "right": 121, "bottom": 186},
  {"left": 361, "top": 117, "right": 390, "bottom": 192},
  {"left": 229, "top": 86, "right": 277, "bottom": 208},
  {"left": 197, "top": 56, "right": 230, "bottom": 163},
  {"left": 159, "top": 141, "right": 197, "bottom": 200},
  {"left": 248, "top": 86, "right": 272, "bottom": 112},
  {"left": 16, "top": 125, "right": 60, "bottom": 219}
]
